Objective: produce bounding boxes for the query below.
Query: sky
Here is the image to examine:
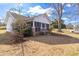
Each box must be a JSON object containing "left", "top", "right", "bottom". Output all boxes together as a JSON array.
[{"left": 0, "top": 3, "right": 79, "bottom": 24}]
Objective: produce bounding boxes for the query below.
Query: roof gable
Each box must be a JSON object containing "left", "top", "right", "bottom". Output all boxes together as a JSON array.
[
  {"left": 33, "top": 14, "right": 51, "bottom": 24},
  {"left": 10, "top": 12, "right": 29, "bottom": 20},
  {"left": 5, "top": 11, "right": 51, "bottom": 24}
]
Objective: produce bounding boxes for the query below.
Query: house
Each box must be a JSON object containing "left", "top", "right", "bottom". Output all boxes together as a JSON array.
[
  {"left": 73, "top": 22, "right": 79, "bottom": 33},
  {"left": 5, "top": 11, "right": 51, "bottom": 36}
]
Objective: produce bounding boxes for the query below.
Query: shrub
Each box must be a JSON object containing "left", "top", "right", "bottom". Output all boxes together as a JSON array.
[
  {"left": 12, "top": 19, "right": 30, "bottom": 56},
  {"left": 23, "top": 28, "right": 32, "bottom": 37},
  {"left": 12, "top": 19, "right": 32, "bottom": 38}
]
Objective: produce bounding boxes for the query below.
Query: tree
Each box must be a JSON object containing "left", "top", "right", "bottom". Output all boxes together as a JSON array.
[
  {"left": 51, "top": 19, "right": 66, "bottom": 29},
  {"left": 12, "top": 18, "right": 33, "bottom": 55},
  {"left": 66, "top": 23, "right": 73, "bottom": 29},
  {"left": 76, "top": 3, "right": 79, "bottom": 15},
  {"left": 9, "top": 3, "right": 23, "bottom": 14},
  {"left": 12, "top": 19, "right": 28, "bottom": 56},
  {"left": 50, "top": 3, "right": 65, "bottom": 32},
  {"left": 10, "top": 4, "right": 26, "bottom": 56},
  {"left": 51, "top": 19, "right": 58, "bottom": 28}
]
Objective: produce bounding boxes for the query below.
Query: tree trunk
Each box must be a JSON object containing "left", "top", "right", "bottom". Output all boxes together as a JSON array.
[
  {"left": 18, "top": 33, "right": 25, "bottom": 56},
  {"left": 21, "top": 42, "right": 24, "bottom": 56},
  {"left": 19, "top": 33, "right": 25, "bottom": 56},
  {"left": 57, "top": 17, "right": 62, "bottom": 32}
]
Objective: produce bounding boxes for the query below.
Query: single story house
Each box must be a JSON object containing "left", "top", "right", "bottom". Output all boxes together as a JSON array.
[{"left": 5, "top": 11, "right": 51, "bottom": 36}]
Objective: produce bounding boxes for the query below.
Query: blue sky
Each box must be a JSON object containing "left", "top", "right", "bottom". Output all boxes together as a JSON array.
[{"left": 0, "top": 3, "right": 79, "bottom": 24}]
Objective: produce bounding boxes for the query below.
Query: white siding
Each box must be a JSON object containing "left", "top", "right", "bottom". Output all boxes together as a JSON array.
[
  {"left": 73, "top": 24, "right": 79, "bottom": 33},
  {"left": 6, "top": 17, "right": 14, "bottom": 32},
  {"left": 33, "top": 15, "right": 50, "bottom": 24}
]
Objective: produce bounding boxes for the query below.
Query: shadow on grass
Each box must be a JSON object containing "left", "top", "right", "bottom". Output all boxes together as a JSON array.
[
  {"left": 0, "top": 32, "right": 30, "bottom": 45},
  {"left": 0, "top": 32, "right": 79, "bottom": 45},
  {"left": 24, "top": 32, "right": 79, "bottom": 45}
]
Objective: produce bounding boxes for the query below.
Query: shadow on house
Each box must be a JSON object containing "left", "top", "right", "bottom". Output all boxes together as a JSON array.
[{"left": 0, "top": 32, "right": 79, "bottom": 45}]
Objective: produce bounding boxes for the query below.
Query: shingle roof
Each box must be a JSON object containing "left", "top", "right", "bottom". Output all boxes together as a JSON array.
[
  {"left": 6, "top": 11, "right": 51, "bottom": 23},
  {"left": 9, "top": 12, "right": 33, "bottom": 22}
]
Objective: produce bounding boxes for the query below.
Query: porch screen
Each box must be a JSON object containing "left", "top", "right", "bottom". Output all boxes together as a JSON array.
[{"left": 35, "top": 22, "right": 41, "bottom": 32}]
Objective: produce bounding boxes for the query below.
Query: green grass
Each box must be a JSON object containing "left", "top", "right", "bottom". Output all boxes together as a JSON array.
[{"left": 62, "top": 29, "right": 79, "bottom": 39}]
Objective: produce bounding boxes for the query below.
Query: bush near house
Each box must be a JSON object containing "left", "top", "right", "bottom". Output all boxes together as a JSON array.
[
  {"left": 23, "top": 28, "right": 32, "bottom": 37},
  {"left": 12, "top": 19, "right": 32, "bottom": 40}
]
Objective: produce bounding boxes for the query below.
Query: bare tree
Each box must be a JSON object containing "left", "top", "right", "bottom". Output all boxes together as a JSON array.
[
  {"left": 9, "top": 4, "right": 25, "bottom": 56},
  {"left": 9, "top": 3, "right": 23, "bottom": 14},
  {"left": 12, "top": 19, "right": 29, "bottom": 56},
  {"left": 77, "top": 3, "right": 79, "bottom": 14},
  {"left": 50, "top": 3, "right": 64, "bottom": 32}
]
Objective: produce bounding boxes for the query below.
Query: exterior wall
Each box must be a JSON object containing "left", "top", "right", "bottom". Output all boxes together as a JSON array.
[
  {"left": 32, "top": 15, "right": 50, "bottom": 36},
  {"left": 73, "top": 24, "right": 79, "bottom": 33},
  {"left": 33, "top": 15, "right": 50, "bottom": 24},
  {"left": 6, "top": 12, "right": 16, "bottom": 32},
  {"left": 5, "top": 12, "right": 50, "bottom": 36},
  {"left": 6, "top": 17, "right": 14, "bottom": 32}
]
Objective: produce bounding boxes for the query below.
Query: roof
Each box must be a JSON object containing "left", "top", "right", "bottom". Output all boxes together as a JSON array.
[
  {"left": 8, "top": 11, "right": 33, "bottom": 22},
  {"left": 6, "top": 11, "right": 51, "bottom": 23},
  {"left": 33, "top": 13, "right": 52, "bottom": 24}
]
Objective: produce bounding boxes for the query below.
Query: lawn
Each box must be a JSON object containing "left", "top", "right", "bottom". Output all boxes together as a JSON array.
[
  {"left": 0, "top": 27, "right": 79, "bottom": 55},
  {"left": 51, "top": 29, "right": 79, "bottom": 39},
  {"left": 0, "top": 26, "right": 6, "bottom": 34}
]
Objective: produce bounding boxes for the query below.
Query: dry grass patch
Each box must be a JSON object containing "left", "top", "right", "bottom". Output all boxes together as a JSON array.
[
  {"left": 0, "top": 33, "right": 79, "bottom": 55},
  {"left": 0, "top": 26, "right": 6, "bottom": 34},
  {"left": 22, "top": 35, "right": 79, "bottom": 56},
  {"left": 51, "top": 29, "right": 79, "bottom": 39},
  {"left": 0, "top": 28, "right": 79, "bottom": 55}
]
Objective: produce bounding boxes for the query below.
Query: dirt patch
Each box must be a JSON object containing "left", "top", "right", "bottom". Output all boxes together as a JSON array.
[{"left": 0, "top": 32, "right": 79, "bottom": 55}]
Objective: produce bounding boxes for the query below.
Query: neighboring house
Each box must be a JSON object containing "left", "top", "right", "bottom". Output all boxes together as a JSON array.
[
  {"left": 5, "top": 11, "right": 51, "bottom": 36},
  {"left": 73, "top": 22, "right": 79, "bottom": 33}
]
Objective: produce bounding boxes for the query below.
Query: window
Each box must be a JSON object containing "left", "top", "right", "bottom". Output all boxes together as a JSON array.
[
  {"left": 35, "top": 27, "right": 40, "bottom": 32},
  {"left": 42, "top": 23, "right": 45, "bottom": 28},
  {"left": 46, "top": 24, "right": 49, "bottom": 30},
  {"left": 35, "top": 22, "right": 41, "bottom": 27},
  {"left": 35, "top": 22, "right": 41, "bottom": 32}
]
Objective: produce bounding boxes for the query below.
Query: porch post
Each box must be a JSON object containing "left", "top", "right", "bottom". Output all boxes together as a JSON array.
[
  {"left": 45, "top": 24, "right": 47, "bottom": 30},
  {"left": 32, "top": 21, "right": 35, "bottom": 36},
  {"left": 40, "top": 23, "right": 42, "bottom": 31},
  {"left": 44, "top": 24, "right": 47, "bottom": 34}
]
